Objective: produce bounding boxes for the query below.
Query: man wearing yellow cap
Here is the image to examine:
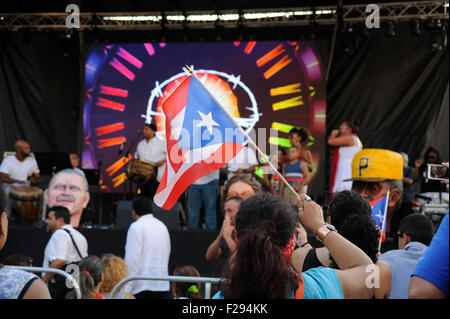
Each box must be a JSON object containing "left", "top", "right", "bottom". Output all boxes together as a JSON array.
[{"left": 346, "top": 149, "right": 404, "bottom": 238}]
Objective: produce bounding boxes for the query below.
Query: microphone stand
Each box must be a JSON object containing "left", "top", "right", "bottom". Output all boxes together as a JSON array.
[
  {"left": 122, "top": 130, "right": 143, "bottom": 200},
  {"left": 97, "top": 155, "right": 103, "bottom": 225}
]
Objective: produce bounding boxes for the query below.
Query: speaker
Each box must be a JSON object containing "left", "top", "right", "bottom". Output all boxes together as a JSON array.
[
  {"left": 152, "top": 202, "right": 180, "bottom": 230},
  {"left": 115, "top": 200, "right": 134, "bottom": 230}
]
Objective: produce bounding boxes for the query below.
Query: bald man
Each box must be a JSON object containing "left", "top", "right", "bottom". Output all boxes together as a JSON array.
[{"left": 0, "top": 140, "right": 42, "bottom": 213}]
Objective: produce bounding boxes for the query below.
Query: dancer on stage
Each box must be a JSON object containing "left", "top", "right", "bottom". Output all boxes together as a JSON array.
[{"left": 328, "top": 121, "right": 362, "bottom": 198}]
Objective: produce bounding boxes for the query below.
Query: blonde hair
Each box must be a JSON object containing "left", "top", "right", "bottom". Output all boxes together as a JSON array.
[{"left": 99, "top": 254, "right": 128, "bottom": 293}]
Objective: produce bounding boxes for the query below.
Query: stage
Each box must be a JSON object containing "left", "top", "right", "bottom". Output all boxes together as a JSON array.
[{"left": 0, "top": 225, "right": 398, "bottom": 279}]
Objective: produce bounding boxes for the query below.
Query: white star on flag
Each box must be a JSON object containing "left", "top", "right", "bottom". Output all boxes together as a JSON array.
[
  {"left": 375, "top": 209, "right": 383, "bottom": 223},
  {"left": 196, "top": 110, "right": 219, "bottom": 134}
]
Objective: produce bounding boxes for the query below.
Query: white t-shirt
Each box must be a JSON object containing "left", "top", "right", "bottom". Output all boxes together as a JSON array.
[
  {"left": 42, "top": 225, "right": 88, "bottom": 278},
  {"left": 134, "top": 137, "right": 166, "bottom": 182},
  {"left": 193, "top": 170, "right": 220, "bottom": 185},
  {"left": 0, "top": 155, "right": 40, "bottom": 197},
  {"left": 227, "top": 146, "right": 258, "bottom": 180},
  {"left": 124, "top": 214, "right": 171, "bottom": 294}
]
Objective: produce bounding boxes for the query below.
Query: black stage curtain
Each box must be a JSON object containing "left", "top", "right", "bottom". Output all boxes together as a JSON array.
[
  {"left": 0, "top": 31, "right": 81, "bottom": 154},
  {"left": 327, "top": 23, "right": 449, "bottom": 164}
]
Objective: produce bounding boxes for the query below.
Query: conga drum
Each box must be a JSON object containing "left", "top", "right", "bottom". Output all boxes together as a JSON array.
[
  {"left": 10, "top": 186, "right": 42, "bottom": 226},
  {"left": 126, "top": 159, "right": 156, "bottom": 184}
]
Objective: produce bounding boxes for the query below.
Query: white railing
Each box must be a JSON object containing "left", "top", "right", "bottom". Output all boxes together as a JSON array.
[
  {"left": 108, "top": 275, "right": 221, "bottom": 299},
  {"left": 9, "top": 266, "right": 81, "bottom": 299}
]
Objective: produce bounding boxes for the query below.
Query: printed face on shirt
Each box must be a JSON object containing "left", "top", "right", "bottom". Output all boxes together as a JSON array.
[
  {"left": 224, "top": 199, "right": 241, "bottom": 225},
  {"left": 45, "top": 173, "right": 89, "bottom": 223},
  {"left": 226, "top": 181, "right": 255, "bottom": 200}
]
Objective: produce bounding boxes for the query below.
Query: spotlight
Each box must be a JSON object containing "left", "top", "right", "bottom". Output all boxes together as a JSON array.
[
  {"left": 386, "top": 21, "right": 396, "bottom": 37},
  {"left": 412, "top": 19, "right": 421, "bottom": 35}
]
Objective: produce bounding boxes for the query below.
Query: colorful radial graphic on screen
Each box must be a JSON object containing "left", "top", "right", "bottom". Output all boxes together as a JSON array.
[{"left": 83, "top": 41, "right": 326, "bottom": 193}]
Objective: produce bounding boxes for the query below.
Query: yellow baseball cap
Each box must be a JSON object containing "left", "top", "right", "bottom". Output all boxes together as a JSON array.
[{"left": 345, "top": 149, "right": 403, "bottom": 182}]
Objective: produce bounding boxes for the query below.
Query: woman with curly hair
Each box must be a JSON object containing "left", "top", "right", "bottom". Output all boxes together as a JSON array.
[
  {"left": 99, "top": 254, "right": 135, "bottom": 299},
  {"left": 292, "top": 190, "right": 391, "bottom": 299}
]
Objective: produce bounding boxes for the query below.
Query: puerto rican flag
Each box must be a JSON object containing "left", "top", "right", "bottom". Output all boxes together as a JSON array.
[
  {"left": 154, "top": 73, "right": 248, "bottom": 210},
  {"left": 370, "top": 192, "right": 389, "bottom": 243}
]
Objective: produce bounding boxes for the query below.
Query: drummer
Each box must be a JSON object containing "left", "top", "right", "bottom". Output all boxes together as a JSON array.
[
  {"left": 134, "top": 123, "right": 166, "bottom": 199},
  {"left": 0, "top": 140, "right": 42, "bottom": 216}
]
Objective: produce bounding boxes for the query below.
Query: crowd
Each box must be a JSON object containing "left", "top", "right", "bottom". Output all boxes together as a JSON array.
[{"left": 0, "top": 121, "right": 448, "bottom": 299}]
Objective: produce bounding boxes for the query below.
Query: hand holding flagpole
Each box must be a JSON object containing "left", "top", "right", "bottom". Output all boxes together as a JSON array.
[
  {"left": 378, "top": 190, "right": 390, "bottom": 253},
  {"left": 185, "top": 66, "right": 301, "bottom": 200}
]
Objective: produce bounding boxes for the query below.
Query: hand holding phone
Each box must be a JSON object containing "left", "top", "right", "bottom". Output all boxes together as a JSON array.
[{"left": 427, "top": 163, "right": 449, "bottom": 181}]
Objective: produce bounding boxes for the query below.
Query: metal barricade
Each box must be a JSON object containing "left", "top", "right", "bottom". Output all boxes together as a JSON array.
[
  {"left": 108, "top": 275, "right": 221, "bottom": 299},
  {"left": 9, "top": 266, "right": 81, "bottom": 299}
]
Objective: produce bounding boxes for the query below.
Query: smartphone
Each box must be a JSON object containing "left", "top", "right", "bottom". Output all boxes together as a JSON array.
[{"left": 427, "top": 164, "right": 449, "bottom": 181}]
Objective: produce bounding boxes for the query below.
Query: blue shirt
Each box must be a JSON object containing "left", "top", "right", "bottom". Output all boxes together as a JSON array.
[
  {"left": 379, "top": 242, "right": 428, "bottom": 299},
  {"left": 411, "top": 213, "right": 449, "bottom": 296},
  {"left": 212, "top": 267, "right": 344, "bottom": 299}
]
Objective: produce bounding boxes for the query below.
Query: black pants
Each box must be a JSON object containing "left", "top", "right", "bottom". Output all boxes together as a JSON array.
[{"left": 134, "top": 290, "right": 173, "bottom": 299}]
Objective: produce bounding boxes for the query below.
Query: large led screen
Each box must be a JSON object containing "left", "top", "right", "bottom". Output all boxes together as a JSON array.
[{"left": 82, "top": 41, "right": 326, "bottom": 193}]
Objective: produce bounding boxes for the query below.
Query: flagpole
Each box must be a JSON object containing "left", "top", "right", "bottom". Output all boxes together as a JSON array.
[
  {"left": 378, "top": 190, "right": 390, "bottom": 252},
  {"left": 186, "top": 66, "right": 300, "bottom": 199}
]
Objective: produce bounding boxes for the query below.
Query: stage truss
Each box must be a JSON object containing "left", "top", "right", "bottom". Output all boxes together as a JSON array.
[{"left": 0, "top": 1, "right": 448, "bottom": 30}]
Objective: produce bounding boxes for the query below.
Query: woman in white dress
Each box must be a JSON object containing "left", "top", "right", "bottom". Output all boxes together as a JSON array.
[{"left": 328, "top": 121, "right": 363, "bottom": 198}]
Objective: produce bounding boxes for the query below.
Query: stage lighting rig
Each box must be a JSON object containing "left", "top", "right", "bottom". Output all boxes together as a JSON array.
[
  {"left": 386, "top": 20, "right": 396, "bottom": 37},
  {"left": 412, "top": 19, "right": 421, "bottom": 35}
]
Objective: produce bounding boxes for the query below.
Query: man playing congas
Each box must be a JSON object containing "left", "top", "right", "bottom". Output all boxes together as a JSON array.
[
  {"left": 0, "top": 140, "right": 42, "bottom": 218},
  {"left": 134, "top": 123, "right": 166, "bottom": 200}
]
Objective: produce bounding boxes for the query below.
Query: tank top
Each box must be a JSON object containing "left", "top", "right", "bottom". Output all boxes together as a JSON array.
[
  {"left": 332, "top": 135, "right": 362, "bottom": 193},
  {"left": 0, "top": 265, "right": 39, "bottom": 299},
  {"left": 284, "top": 160, "right": 304, "bottom": 187}
]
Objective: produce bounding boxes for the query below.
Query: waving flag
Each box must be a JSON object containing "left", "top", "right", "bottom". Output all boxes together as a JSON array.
[
  {"left": 370, "top": 191, "right": 390, "bottom": 244},
  {"left": 154, "top": 72, "right": 249, "bottom": 210}
]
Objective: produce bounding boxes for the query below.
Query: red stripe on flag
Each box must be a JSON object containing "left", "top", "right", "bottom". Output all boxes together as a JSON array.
[
  {"left": 370, "top": 196, "right": 384, "bottom": 207},
  {"left": 162, "top": 77, "right": 190, "bottom": 121}
]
